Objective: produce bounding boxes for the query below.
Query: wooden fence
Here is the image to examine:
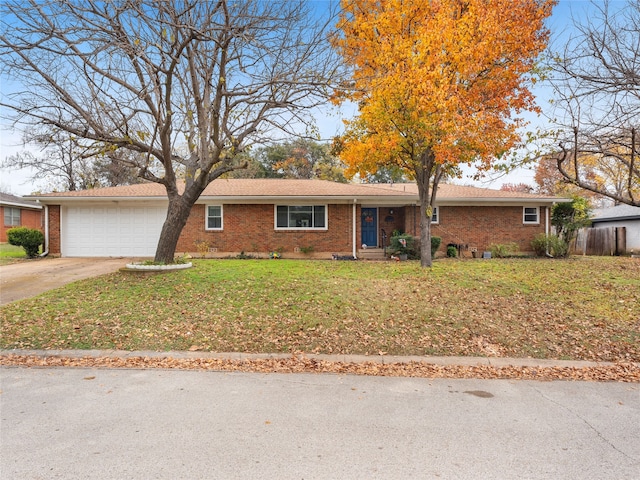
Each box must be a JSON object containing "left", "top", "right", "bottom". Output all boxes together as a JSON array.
[{"left": 573, "top": 227, "right": 627, "bottom": 256}]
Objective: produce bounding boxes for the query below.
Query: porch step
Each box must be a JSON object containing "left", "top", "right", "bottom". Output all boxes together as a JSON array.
[{"left": 358, "top": 248, "right": 386, "bottom": 260}]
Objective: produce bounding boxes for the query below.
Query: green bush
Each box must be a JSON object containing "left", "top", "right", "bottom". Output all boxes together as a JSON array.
[
  {"left": 531, "top": 233, "right": 569, "bottom": 258},
  {"left": 431, "top": 236, "right": 442, "bottom": 258},
  {"left": 7, "top": 227, "right": 44, "bottom": 258},
  {"left": 552, "top": 197, "right": 591, "bottom": 247},
  {"left": 446, "top": 245, "right": 457, "bottom": 258},
  {"left": 387, "top": 234, "right": 438, "bottom": 260},
  {"left": 389, "top": 234, "right": 418, "bottom": 259},
  {"left": 489, "top": 242, "right": 518, "bottom": 258}
]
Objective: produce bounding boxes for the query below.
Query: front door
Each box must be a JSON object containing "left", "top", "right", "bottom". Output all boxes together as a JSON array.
[{"left": 361, "top": 208, "right": 378, "bottom": 248}]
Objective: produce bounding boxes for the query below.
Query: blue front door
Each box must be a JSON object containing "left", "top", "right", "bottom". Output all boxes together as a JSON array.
[{"left": 361, "top": 208, "right": 378, "bottom": 247}]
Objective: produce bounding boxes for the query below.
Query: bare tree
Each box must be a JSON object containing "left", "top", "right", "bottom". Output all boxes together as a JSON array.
[
  {"left": 3, "top": 126, "right": 141, "bottom": 191},
  {"left": 546, "top": 0, "right": 639, "bottom": 206},
  {"left": 0, "top": 0, "right": 341, "bottom": 262}
]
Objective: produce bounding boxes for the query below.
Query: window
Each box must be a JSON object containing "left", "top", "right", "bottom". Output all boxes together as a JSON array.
[
  {"left": 4, "top": 207, "right": 20, "bottom": 226},
  {"left": 523, "top": 207, "right": 539, "bottom": 224},
  {"left": 276, "top": 205, "right": 327, "bottom": 229},
  {"left": 431, "top": 206, "right": 439, "bottom": 224},
  {"left": 205, "top": 205, "right": 223, "bottom": 230}
]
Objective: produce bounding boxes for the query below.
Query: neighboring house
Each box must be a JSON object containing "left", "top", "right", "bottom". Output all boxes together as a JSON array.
[
  {"left": 28, "top": 179, "right": 566, "bottom": 258},
  {"left": 0, "top": 192, "right": 43, "bottom": 243},
  {"left": 591, "top": 205, "right": 640, "bottom": 253}
]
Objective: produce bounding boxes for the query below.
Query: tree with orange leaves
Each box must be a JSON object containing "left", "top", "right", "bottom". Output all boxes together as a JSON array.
[
  {"left": 332, "top": 0, "right": 555, "bottom": 266},
  {"left": 534, "top": 153, "right": 609, "bottom": 207}
]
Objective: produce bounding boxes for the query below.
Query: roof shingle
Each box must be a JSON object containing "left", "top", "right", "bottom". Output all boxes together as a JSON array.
[{"left": 28, "top": 178, "right": 564, "bottom": 202}]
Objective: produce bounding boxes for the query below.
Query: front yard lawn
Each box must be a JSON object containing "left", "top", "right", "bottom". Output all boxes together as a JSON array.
[
  {"left": 0, "top": 243, "right": 26, "bottom": 265},
  {"left": 1, "top": 257, "right": 638, "bottom": 362}
]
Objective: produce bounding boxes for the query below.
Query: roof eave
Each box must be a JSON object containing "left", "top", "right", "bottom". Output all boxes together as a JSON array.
[
  {"left": 28, "top": 193, "right": 570, "bottom": 206},
  {"left": 31, "top": 196, "right": 167, "bottom": 203},
  {"left": 0, "top": 200, "right": 43, "bottom": 210},
  {"left": 436, "top": 197, "right": 568, "bottom": 206},
  {"left": 592, "top": 215, "right": 640, "bottom": 223}
]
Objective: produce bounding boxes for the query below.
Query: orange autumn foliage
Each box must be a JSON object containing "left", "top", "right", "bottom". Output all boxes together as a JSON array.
[
  {"left": 333, "top": 0, "right": 555, "bottom": 175},
  {"left": 332, "top": 0, "right": 555, "bottom": 265}
]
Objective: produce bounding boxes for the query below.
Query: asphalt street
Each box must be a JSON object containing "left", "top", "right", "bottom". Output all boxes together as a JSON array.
[{"left": 1, "top": 367, "right": 638, "bottom": 479}]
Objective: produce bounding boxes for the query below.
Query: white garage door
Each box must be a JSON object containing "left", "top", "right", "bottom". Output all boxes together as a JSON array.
[{"left": 62, "top": 205, "right": 167, "bottom": 257}]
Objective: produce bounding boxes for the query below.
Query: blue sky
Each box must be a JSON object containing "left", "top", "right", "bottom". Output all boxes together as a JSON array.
[{"left": 0, "top": 0, "right": 627, "bottom": 195}]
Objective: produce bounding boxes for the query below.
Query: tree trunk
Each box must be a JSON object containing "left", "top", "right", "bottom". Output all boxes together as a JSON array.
[
  {"left": 415, "top": 152, "right": 440, "bottom": 268},
  {"left": 419, "top": 191, "right": 433, "bottom": 267},
  {"left": 154, "top": 195, "right": 196, "bottom": 264}
]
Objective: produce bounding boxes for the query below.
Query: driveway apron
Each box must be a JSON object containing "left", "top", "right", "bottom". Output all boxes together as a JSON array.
[{"left": 0, "top": 257, "right": 132, "bottom": 305}]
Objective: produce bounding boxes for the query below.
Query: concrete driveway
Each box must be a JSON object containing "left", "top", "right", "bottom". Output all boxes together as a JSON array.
[{"left": 0, "top": 257, "right": 134, "bottom": 305}]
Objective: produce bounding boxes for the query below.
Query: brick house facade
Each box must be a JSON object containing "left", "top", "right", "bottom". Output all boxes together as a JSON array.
[
  {"left": 0, "top": 192, "right": 44, "bottom": 243},
  {"left": 30, "top": 179, "right": 564, "bottom": 258},
  {"left": 176, "top": 203, "right": 356, "bottom": 255}
]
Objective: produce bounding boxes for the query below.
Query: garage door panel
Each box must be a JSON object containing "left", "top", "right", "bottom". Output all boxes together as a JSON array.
[{"left": 63, "top": 204, "right": 166, "bottom": 257}]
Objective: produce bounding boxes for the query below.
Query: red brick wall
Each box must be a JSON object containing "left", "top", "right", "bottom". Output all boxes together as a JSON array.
[
  {"left": 177, "top": 203, "right": 355, "bottom": 255},
  {"left": 47, "top": 205, "right": 61, "bottom": 254},
  {"left": 1, "top": 206, "right": 44, "bottom": 243},
  {"left": 378, "top": 207, "right": 406, "bottom": 244},
  {"left": 44, "top": 201, "right": 548, "bottom": 257},
  {"left": 402, "top": 205, "right": 547, "bottom": 254}
]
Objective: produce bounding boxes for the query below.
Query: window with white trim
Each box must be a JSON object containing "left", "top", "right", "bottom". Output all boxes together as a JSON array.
[
  {"left": 4, "top": 207, "right": 20, "bottom": 226},
  {"left": 431, "top": 206, "right": 439, "bottom": 224},
  {"left": 523, "top": 207, "right": 539, "bottom": 224},
  {"left": 276, "top": 205, "right": 327, "bottom": 229},
  {"left": 205, "top": 205, "right": 223, "bottom": 230}
]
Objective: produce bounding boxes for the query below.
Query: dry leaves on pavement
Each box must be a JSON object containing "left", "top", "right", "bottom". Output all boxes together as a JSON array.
[{"left": 2, "top": 354, "right": 639, "bottom": 382}]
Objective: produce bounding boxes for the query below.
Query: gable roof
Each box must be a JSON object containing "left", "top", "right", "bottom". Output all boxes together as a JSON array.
[
  {"left": 27, "top": 179, "right": 566, "bottom": 205},
  {"left": 0, "top": 192, "right": 43, "bottom": 210},
  {"left": 592, "top": 204, "right": 640, "bottom": 223}
]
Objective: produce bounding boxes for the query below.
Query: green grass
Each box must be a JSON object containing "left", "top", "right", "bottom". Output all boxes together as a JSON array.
[
  {"left": 1, "top": 257, "right": 639, "bottom": 362},
  {"left": 0, "top": 243, "right": 26, "bottom": 264}
]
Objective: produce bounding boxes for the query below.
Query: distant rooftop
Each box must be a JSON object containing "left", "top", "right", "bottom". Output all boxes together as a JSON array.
[
  {"left": 0, "top": 192, "right": 42, "bottom": 209},
  {"left": 592, "top": 204, "right": 640, "bottom": 222}
]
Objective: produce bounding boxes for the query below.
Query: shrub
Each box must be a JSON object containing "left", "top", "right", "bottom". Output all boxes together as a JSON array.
[
  {"left": 489, "top": 242, "right": 519, "bottom": 258},
  {"left": 446, "top": 245, "right": 457, "bottom": 257},
  {"left": 389, "top": 234, "right": 418, "bottom": 259},
  {"left": 531, "top": 233, "right": 569, "bottom": 258},
  {"left": 7, "top": 227, "right": 44, "bottom": 258},
  {"left": 552, "top": 197, "right": 591, "bottom": 247},
  {"left": 431, "top": 236, "right": 442, "bottom": 258},
  {"left": 531, "top": 233, "right": 549, "bottom": 256},
  {"left": 194, "top": 239, "right": 209, "bottom": 258}
]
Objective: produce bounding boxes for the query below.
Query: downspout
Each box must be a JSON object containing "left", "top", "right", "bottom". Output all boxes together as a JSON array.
[
  {"left": 40, "top": 204, "right": 49, "bottom": 257},
  {"left": 352, "top": 199, "right": 357, "bottom": 259},
  {"left": 545, "top": 204, "right": 551, "bottom": 257},
  {"left": 545, "top": 205, "right": 550, "bottom": 236}
]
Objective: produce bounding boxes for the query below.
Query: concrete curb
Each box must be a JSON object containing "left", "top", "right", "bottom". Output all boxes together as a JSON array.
[{"left": 2, "top": 349, "right": 636, "bottom": 369}]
